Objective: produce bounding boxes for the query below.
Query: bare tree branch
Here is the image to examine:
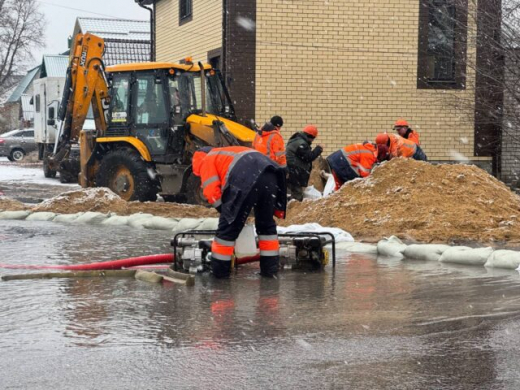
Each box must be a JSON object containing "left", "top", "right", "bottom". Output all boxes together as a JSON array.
[{"left": 0, "top": 0, "right": 45, "bottom": 97}]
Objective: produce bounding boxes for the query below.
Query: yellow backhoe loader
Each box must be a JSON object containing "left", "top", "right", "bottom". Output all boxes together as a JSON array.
[{"left": 44, "top": 33, "right": 255, "bottom": 203}]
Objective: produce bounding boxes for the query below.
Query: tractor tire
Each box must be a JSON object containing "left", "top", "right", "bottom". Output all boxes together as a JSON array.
[
  {"left": 10, "top": 149, "right": 25, "bottom": 162},
  {"left": 185, "top": 173, "right": 210, "bottom": 206},
  {"left": 43, "top": 158, "right": 57, "bottom": 178},
  {"left": 95, "top": 148, "right": 158, "bottom": 202}
]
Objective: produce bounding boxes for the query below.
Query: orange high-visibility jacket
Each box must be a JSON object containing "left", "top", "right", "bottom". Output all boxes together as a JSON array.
[
  {"left": 406, "top": 129, "right": 420, "bottom": 145},
  {"left": 192, "top": 146, "right": 253, "bottom": 207},
  {"left": 388, "top": 133, "right": 417, "bottom": 158},
  {"left": 192, "top": 147, "right": 287, "bottom": 222},
  {"left": 339, "top": 143, "right": 378, "bottom": 178},
  {"left": 253, "top": 130, "right": 287, "bottom": 167}
]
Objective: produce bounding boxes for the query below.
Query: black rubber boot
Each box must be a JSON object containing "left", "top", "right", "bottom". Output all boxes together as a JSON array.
[
  {"left": 260, "top": 256, "right": 279, "bottom": 277},
  {"left": 210, "top": 256, "right": 232, "bottom": 279}
]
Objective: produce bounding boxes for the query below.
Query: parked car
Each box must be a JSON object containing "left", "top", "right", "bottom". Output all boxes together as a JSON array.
[{"left": 0, "top": 129, "right": 37, "bottom": 162}]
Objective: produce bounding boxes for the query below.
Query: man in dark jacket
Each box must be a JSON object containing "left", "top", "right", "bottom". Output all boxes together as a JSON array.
[
  {"left": 192, "top": 146, "right": 287, "bottom": 278},
  {"left": 286, "top": 125, "right": 323, "bottom": 201}
]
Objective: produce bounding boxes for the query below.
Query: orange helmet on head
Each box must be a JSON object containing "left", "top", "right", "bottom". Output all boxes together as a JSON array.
[
  {"left": 192, "top": 147, "right": 213, "bottom": 177},
  {"left": 394, "top": 119, "right": 409, "bottom": 128},
  {"left": 375, "top": 133, "right": 389, "bottom": 145},
  {"left": 303, "top": 125, "right": 318, "bottom": 138}
]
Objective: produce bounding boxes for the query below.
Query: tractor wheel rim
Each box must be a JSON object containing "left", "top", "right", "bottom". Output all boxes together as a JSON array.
[
  {"left": 110, "top": 166, "right": 135, "bottom": 201},
  {"left": 12, "top": 151, "right": 24, "bottom": 161}
]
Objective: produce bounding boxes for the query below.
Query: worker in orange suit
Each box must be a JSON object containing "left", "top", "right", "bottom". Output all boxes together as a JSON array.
[
  {"left": 375, "top": 133, "right": 427, "bottom": 161},
  {"left": 326, "top": 142, "right": 385, "bottom": 190},
  {"left": 393, "top": 119, "right": 420, "bottom": 145},
  {"left": 192, "top": 146, "right": 287, "bottom": 278},
  {"left": 253, "top": 121, "right": 287, "bottom": 168}
]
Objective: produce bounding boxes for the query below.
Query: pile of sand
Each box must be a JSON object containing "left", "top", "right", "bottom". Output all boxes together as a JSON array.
[
  {"left": 33, "top": 187, "right": 217, "bottom": 218},
  {"left": 283, "top": 158, "right": 520, "bottom": 244},
  {"left": 0, "top": 196, "right": 27, "bottom": 211}
]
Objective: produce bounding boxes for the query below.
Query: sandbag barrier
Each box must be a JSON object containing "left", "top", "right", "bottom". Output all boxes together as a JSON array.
[
  {"left": 371, "top": 236, "right": 520, "bottom": 271},
  {"left": 0, "top": 210, "right": 219, "bottom": 233},
  {"left": 3, "top": 210, "right": 520, "bottom": 271},
  {"left": 336, "top": 236, "right": 520, "bottom": 271}
]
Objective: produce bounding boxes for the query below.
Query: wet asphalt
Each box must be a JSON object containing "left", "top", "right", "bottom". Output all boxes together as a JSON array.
[{"left": 1, "top": 220, "right": 520, "bottom": 389}]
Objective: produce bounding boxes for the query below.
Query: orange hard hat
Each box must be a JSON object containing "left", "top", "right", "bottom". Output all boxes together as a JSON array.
[
  {"left": 192, "top": 147, "right": 213, "bottom": 176},
  {"left": 375, "top": 133, "right": 389, "bottom": 145},
  {"left": 303, "top": 125, "right": 318, "bottom": 138},
  {"left": 394, "top": 119, "right": 409, "bottom": 127}
]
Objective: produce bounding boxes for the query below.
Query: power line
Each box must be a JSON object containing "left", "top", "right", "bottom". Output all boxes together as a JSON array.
[{"left": 36, "top": 0, "right": 122, "bottom": 19}]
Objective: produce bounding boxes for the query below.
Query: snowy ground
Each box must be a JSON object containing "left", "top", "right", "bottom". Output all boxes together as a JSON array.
[
  {"left": 0, "top": 163, "right": 78, "bottom": 186},
  {"left": 0, "top": 159, "right": 78, "bottom": 202}
]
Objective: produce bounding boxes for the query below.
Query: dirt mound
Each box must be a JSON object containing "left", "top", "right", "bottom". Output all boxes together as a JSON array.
[
  {"left": 283, "top": 158, "right": 520, "bottom": 244},
  {"left": 32, "top": 187, "right": 217, "bottom": 218},
  {"left": 0, "top": 196, "right": 27, "bottom": 211}
]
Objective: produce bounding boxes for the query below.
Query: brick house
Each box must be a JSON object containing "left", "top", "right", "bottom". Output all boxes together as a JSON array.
[{"left": 151, "top": 0, "right": 503, "bottom": 172}]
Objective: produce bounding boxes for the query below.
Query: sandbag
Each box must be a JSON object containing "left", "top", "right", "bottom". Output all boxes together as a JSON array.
[
  {"left": 75, "top": 211, "right": 108, "bottom": 225},
  {"left": 127, "top": 213, "right": 154, "bottom": 229},
  {"left": 323, "top": 175, "right": 336, "bottom": 197},
  {"left": 484, "top": 250, "right": 520, "bottom": 270},
  {"left": 197, "top": 218, "right": 219, "bottom": 231},
  {"left": 142, "top": 216, "right": 179, "bottom": 231},
  {"left": 0, "top": 210, "right": 31, "bottom": 220},
  {"left": 303, "top": 185, "right": 322, "bottom": 200},
  {"left": 26, "top": 212, "right": 57, "bottom": 222},
  {"left": 102, "top": 215, "right": 130, "bottom": 226},
  {"left": 439, "top": 246, "right": 493, "bottom": 266},
  {"left": 54, "top": 212, "right": 85, "bottom": 223},
  {"left": 173, "top": 218, "right": 204, "bottom": 233},
  {"left": 377, "top": 236, "right": 407, "bottom": 258},
  {"left": 403, "top": 244, "right": 451, "bottom": 262},
  {"left": 336, "top": 241, "right": 378, "bottom": 254}
]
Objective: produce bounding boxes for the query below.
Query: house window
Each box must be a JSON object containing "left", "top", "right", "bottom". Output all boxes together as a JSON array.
[
  {"left": 208, "top": 48, "right": 222, "bottom": 70},
  {"left": 35, "top": 95, "right": 40, "bottom": 113},
  {"left": 417, "top": 0, "right": 468, "bottom": 89},
  {"left": 179, "top": 0, "right": 192, "bottom": 25}
]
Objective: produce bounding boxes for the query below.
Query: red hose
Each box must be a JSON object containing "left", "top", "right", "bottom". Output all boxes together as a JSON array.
[
  {"left": 236, "top": 254, "right": 260, "bottom": 264},
  {"left": 0, "top": 254, "right": 174, "bottom": 270},
  {"left": 0, "top": 252, "right": 260, "bottom": 271}
]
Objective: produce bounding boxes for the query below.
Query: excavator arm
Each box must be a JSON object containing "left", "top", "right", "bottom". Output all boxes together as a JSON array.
[{"left": 50, "top": 33, "right": 109, "bottom": 184}]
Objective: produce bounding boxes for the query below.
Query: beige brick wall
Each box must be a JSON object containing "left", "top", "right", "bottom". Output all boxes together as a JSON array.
[
  {"left": 256, "top": 0, "right": 486, "bottom": 161},
  {"left": 156, "top": 0, "right": 222, "bottom": 63}
]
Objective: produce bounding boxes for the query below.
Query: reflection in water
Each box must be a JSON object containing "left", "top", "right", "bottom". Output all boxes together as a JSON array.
[{"left": 2, "top": 220, "right": 520, "bottom": 388}]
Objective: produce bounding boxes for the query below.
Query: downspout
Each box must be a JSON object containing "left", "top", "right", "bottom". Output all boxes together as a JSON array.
[
  {"left": 222, "top": 0, "right": 227, "bottom": 84},
  {"left": 136, "top": 0, "right": 155, "bottom": 61}
]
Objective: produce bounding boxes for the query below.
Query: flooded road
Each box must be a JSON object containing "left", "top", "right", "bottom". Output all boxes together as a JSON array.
[{"left": 2, "top": 220, "right": 520, "bottom": 389}]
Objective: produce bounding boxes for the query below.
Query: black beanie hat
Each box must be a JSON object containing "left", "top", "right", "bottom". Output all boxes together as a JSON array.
[{"left": 270, "top": 115, "right": 284, "bottom": 127}]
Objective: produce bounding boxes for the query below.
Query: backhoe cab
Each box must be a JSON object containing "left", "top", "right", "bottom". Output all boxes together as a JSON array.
[{"left": 48, "top": 33, "right": 255, "bottom": 203}]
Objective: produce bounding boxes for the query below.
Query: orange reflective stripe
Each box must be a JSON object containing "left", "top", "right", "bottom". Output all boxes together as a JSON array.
[
  {"left": 258, "top": 240, "right": 280, "bottom": 251},
  {"left": 211, "top": 239, "right": 234, "bottom": 261}
]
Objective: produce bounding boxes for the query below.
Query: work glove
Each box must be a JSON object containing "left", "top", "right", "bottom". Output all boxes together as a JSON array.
[{"left": 274, "top": 209, "right": 285, "bottom": 219}]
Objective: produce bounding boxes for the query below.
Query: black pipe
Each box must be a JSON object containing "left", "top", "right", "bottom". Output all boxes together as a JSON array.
[{"left": 136, "top": 0, "right": 155, "bottom": 61}]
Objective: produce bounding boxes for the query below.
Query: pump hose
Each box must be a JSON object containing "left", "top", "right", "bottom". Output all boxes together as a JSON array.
[{"left": 0, "top": 254, "right": 174, "bottom": 270}]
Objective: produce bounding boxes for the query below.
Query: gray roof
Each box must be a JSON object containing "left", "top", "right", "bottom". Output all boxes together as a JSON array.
[
  {"left": 40, "top": 55, "right": 69, "bottom": 78},
  {"left": 77, "top": 17, "right": 150, "bottom": 41},
  {"left": 103, "top": 39, "right": 151, "bottom": 66},
  {"left": 6, "top": 66, "right": 40, "bottom": 103},
  {"left": 74, "top": 17, "right": 151, "bottom": 65}
]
